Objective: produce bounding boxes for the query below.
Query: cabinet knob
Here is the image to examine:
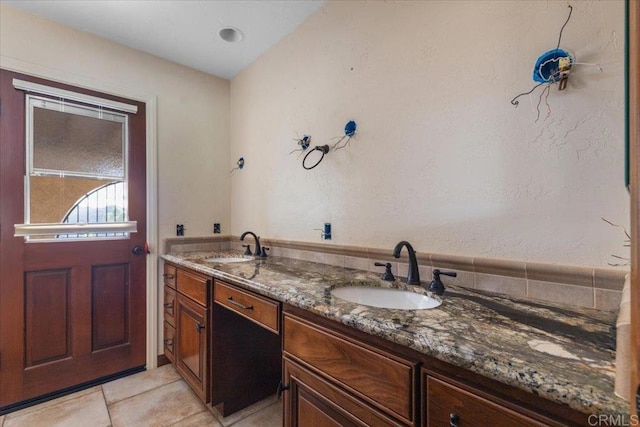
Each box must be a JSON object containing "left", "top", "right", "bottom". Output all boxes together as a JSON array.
[
  {"left": 163, "top": 273, "right": 175, "bottom": 279},
  {"left": 163, "top": 303, "right": 173, "bottom": 309},
  {"left": 449, "top": 413, "right": 460, "bottom": 427},
  {"left": 195, "top": 322, "right": 205, "bottom": 332}
]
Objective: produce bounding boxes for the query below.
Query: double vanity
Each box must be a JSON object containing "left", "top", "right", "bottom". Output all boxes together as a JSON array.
[{"left": 161, "top": 247, "right": 626, "bottom": 426}]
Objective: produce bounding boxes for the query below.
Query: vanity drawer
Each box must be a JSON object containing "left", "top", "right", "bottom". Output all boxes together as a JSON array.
[
  {"left": 164, "top": 285, "right": 177, "bottom": 327},
  {"left": 163, "top": 321, "right": 176, "bottom": 363},
  {"left": 283, "top": 313, "right": 416, "bottom": 424},
  {"left": 163, "top": 263, "right": 176, "bottom": 289},
  {"left": 214, "top": 281, "right": 280, "bottom": 334},
  {"left": 425, "top": 376, "right": 547, "bottom": 427},
  {"left": 177, "top": 268, "right": 209, "bottom": 307}
]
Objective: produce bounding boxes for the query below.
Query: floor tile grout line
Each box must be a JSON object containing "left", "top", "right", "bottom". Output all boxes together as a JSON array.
[
  {"left": 105, "top": 377, "right": 183, "bottom": 407},
  {"left": 100, "top": 385, "right": 114, "bottom": 427}
]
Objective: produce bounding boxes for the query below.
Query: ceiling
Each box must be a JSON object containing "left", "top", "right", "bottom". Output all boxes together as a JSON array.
[{"left": 2, "top": 0, "right": 327, "bottom": 80}]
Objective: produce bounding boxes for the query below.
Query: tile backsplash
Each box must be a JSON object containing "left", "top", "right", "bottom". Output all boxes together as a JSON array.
[{"left": 164, "top": 236, "right": 627, "bottom": 311}]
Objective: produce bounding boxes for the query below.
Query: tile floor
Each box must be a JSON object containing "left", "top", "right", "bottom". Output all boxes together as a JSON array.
[{"left": 0, "top": 365, "right": 282, "bottom": 427}]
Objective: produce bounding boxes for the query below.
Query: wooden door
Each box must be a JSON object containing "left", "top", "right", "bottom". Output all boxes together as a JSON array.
[
  {"left": 630, "top": 0, "right": 640, "bottom": 416},
  {"left": 0, "top": 70, "right": 147, "bottom": 411}
]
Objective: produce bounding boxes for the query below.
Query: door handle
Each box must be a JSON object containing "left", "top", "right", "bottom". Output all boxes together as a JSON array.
[{"left": 132, "top": 246, "right": 144, "bottom": 255}]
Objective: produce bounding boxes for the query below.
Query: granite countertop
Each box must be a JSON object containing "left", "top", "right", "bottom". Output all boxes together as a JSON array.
[{"left": 161, "top": 251, "right": 627, "bottom": 416}]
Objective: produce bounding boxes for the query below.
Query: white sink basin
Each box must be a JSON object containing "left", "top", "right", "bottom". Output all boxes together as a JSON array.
[
  {"left": 331, "top": 286, "right": 441, "bottom": 310},
  {"left": 204, "top": 257, "right": 252, "bottom": 264}
]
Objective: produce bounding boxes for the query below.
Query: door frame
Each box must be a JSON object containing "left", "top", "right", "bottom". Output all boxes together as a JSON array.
[{"left": 0, "top": 56, "right": 159, "bottom": 370}]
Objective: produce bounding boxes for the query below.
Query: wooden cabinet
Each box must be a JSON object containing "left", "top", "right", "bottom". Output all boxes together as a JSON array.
[
  {"left": 161, "top": 264, "right": 592, "bottom": 424},
  {"left": 212, "top": 279, "right": 282, "bottom": 416},
  {"left": 282, "top": 306, "right": 586, "bottom": 427},
  {"left": 283, "top": 311, "right": 419, "bottom": 427},
  {"left": 163, "top": 263, "right": 210, "bottom": 403},
  {"left": 161, "top": 266, "right": 281, "bottom": 416},
  {"left": 424, "top": 375, "right": 546, "bottom": 427}
]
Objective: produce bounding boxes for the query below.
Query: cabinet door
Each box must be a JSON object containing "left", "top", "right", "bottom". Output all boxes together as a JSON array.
[
  {"left": 283, "top": 358, "right": 406, "bottom": 427},
  {"left": 425, "top": 376, "right": 547, "bottom": 427},
  {"left": 176, "top": 294, "right": 208, "bottom": 402}
]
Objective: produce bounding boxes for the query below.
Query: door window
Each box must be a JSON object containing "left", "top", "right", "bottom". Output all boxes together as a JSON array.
[{"left": 14, "top": 89, "right": 136, "bottom": 240}]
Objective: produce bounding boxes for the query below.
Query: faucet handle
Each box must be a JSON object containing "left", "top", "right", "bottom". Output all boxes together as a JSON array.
[
  {"left": 260, "top": 247, "right": 270, "bottom": 258},
  {"left": 374, "top": 262, "right": 395, "bottom": 282},
  {"left": 242, "top": 244, "right": 252, "bottom": 256},
  {"left": 429, "top": 269, "right": 456, "bottom": 296},
  {"left": 434, "top": 269, "right": 457, "bottom": 278}
]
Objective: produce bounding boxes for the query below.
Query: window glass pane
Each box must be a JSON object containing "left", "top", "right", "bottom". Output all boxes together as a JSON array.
[{"left": 31, "top": 97, "right": 125, "bottom": 178}]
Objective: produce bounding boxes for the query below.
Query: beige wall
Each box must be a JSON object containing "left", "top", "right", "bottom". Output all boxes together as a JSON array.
[
  {"left": 230, "top": 0, "right": 627, "bottom": 269},
  {"left": 0, "top": 3, "right": 231, "bottom": 243}
]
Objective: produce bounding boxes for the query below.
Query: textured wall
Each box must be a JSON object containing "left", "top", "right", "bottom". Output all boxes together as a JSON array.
[
  {"left": 230, "top": 0, "right": 627, "bottom": 268},
  {"left": 0, "top": 3, "right": 231, "bottom": 243},
  {"left": 30, "top": 177, "right": 108, "bottom": 224}
]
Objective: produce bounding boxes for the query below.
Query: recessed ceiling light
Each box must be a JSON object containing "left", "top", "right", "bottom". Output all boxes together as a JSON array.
[{"left": 218, "top": 27, "right": 244, "bottom": 43}]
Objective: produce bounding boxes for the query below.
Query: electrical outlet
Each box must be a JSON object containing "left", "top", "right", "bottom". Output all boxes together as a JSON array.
[
  {"left": 314, "top": 222, "right": 332, "bottom": 240},
  {"left": 323, "top": 223, "right": 331, "bottom": 240},
  {"left": 213, "top": 223, "right": 221, "bottom": 234}
]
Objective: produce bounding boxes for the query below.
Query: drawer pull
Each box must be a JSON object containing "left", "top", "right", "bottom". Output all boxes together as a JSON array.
[
  {"left": 277, "top": 381, "right": 290, "bottom": 400},
  {"left": 195, "top": 322, "right": 205, "bottom": 332},
  {"left": 163, "top": 273, "right": 175, "bottom": 279},
  {"left": 163, "top": 303, "right": 173, "bottom": 309},
  {"left": 227, "top": 296, "right": 254, "bottom": 310},
  {"left": 449, "top": 413, "right": 460, "bottom": 427}
]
